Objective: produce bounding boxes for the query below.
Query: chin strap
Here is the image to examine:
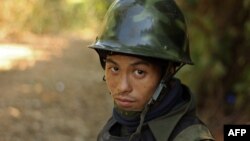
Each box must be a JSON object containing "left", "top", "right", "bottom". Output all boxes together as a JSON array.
[
  {"left": 148, "top": 63, "right": 185, "bottom": 105},
  {"left": 128, "top": 63, "right": 185, "bottom": 141},
  {"left": 128, "top": 104, "right": 150, "bottom": 140}
]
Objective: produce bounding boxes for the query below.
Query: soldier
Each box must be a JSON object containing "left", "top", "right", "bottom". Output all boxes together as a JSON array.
[{"left": 90, "top": 0, "right": 214, "bottom": 140}]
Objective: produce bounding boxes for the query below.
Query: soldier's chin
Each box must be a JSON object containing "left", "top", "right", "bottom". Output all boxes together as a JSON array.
[{"left": 115, "top": 103, "right": 143, "bottom": 112}]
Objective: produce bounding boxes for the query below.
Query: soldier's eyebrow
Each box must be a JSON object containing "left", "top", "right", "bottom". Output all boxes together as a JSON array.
[
  {"left": 131, "top": 60, "right": 150, "bottom": 67},
  {"left": 105, "top": 58, "right": 118, "bottom": 65},
  {"left": 106, "top": 58, "right": 150, "bottom": 67}
]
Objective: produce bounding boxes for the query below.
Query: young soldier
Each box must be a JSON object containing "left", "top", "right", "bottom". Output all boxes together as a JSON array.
[{"left": 90, "top": 0, "right": 214, "bottom": 140}]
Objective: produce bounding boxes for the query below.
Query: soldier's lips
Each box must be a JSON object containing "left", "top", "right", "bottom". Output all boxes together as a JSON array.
[{"left": 115, "top": 98, "right": 135, "bottom": 108}]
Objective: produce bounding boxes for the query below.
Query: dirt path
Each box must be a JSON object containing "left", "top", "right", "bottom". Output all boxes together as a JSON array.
[{"left": 0, "top": 34, "right": 112, "bottom": 141}]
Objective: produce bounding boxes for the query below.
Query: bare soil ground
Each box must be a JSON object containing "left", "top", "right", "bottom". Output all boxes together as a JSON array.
[{"left": 0, "top": 33, "right": 112, "bottom": 141}]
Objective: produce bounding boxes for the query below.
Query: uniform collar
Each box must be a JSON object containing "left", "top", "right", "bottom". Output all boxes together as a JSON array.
[{"left": 148, "top": 85, "right": 195, "bottom": 141}]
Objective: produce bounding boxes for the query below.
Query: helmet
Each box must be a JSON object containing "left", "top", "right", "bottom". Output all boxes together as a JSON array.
[{"left": 90, "top": 0, "right": 193, "bottom": 68}]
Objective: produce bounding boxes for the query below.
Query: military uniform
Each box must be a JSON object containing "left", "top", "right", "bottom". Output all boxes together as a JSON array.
[{"left": 97, "top": 79, "right": 214, "bottom": 141}]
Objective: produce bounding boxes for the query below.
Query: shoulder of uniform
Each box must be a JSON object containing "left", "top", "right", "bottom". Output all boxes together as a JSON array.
[{"left": 173, "top": 124, "right": 215, "bottom": 141}]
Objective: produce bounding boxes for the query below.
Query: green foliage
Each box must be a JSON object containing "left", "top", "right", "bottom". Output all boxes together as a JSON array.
[
  {"left": 177, "top": 0, "right": 250, "bottom": 119},
  {"left": 0, "top": 0, "right": 109, "bottom": 34}
]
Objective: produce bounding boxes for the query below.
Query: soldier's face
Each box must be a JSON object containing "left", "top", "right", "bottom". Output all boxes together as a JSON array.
[{"left": 105, "top": 54, "right": 162, "bottom": 111}]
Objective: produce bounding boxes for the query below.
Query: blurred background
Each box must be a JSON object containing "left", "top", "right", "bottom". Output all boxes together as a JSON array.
[{"left": 0, "top": 0, "right": 249, "bottom": 141}]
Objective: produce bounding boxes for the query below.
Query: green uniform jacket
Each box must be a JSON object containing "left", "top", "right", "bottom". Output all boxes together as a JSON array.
[{"left": 98, "top": 85, "right": 215, "bottom": 141}]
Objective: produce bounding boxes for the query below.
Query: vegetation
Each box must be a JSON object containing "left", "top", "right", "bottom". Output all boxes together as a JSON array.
[
  {"left": 0, "top": 0, "right": 249, "bottom": 140},
  {"left": 175, "top": 1, "right": 250, "bottom": 138},
  {"left": 178, "top": 0, "right": 250, "bottom": 121},
  {"left": 0, "top": 0, "right": 110, "bottom": 34}
]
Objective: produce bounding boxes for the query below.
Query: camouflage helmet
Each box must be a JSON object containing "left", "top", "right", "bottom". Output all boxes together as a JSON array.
[{"left": 90, "top": 0, "right": 193, "bottom": 68}]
